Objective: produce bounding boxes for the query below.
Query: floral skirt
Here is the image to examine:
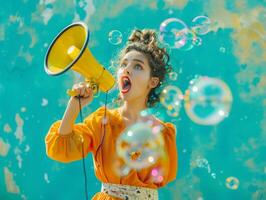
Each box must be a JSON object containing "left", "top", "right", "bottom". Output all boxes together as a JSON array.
[{"left": 100, "top": 183, "right": 159, "bottom": 200}]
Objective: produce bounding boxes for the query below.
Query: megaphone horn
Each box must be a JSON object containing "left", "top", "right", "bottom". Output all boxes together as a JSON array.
[{"left": 44, "top": 22, "right": 115, "bottom": 96}]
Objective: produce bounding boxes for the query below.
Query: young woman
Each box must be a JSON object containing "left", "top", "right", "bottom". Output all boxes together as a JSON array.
[{"left": 45, "top": 29, "right": 178, "bottom": 200}]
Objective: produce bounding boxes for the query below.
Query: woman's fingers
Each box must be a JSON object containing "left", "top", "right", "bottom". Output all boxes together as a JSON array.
[{"left": 72, "top": 82, "right": 93, "bottom": 97}]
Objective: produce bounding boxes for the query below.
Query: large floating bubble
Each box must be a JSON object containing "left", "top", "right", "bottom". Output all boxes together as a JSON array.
[
  {"left": 160, "top": 85, "right": 184, "bottom": 117},
  {"left": 108, "top": 30, "right": 123, "bottom": 45},
  {"left": 116, "top": 121, "right": 164, "bottom": 170},
  {"left": 184, "top": 76, "right": 233, "bottom": 125},
  {"left": 159, "top": 18, "right": 189, "bottom": 49},
  {"left": 191, "top": 16, "right": 211, "bottom": 35}
]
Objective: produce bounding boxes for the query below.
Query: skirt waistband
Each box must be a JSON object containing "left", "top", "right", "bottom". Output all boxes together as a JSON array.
[{"left": 101, "top": 182, "right": 158, "bottom": 200}]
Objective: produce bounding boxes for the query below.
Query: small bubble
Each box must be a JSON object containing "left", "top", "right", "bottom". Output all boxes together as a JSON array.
[
  {"left": 108, "top": 30, "right": 123, "bottom": 45},
  {"left": 41, "top": 98, "right": 48, "bottom": 106},
  {"left": 168, "top": 9, "right": 173, "bottom": 15},
  {"left": 219, "top": 47, "right": 226, "bottom": 53},
  {"left": 225, "top": 176, "right": 239, "bottom": 190},
  {"left": 24, "top": 145, "right": 30, "bottom": 152},
  {"left": 21, "top": 107, "right": 26, "bottom": 112},
  {"left": 192, "top": 37, "right": 202, "bottom": 46},
  {"left": 44, "top": 173, "right": 50, "bottom": 183},
  {"left": 169, "top": 72, "right": 178, "bottom": 81}
]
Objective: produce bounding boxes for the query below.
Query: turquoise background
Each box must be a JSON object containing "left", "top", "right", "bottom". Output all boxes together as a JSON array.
[{"left": 0, "top": 0, "right": 266, "bottom": 199}]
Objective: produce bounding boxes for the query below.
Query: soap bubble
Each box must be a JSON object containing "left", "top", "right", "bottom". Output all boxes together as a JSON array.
[
  {"left": 177, "top": 29, "right": 197, "bottom": 51},
  {"left": 211, "top": 172, "right": 216, "bottom": 179},
  {"left": 160, "top": 85, "right": 184, "bottom": 117},
  {"left": 191, "top": 16, "right": 211, "bottom": 35},
  {"left": 41, "top": 98, "right": 48, "bottom": 106},
  {"left": 108, "top": 30, "right": 123, "bottom": 45},
  {"left": 159, "top": 18, "right": 189, "bottom": 49},
  {"left": 169, "top": 71, "right": 178, "bottom": 81},
  {"left": 116, "top": 122, "right": 164, "bottom": 170},
  {"left": 184, "top": 76, "right": 233, "bottom": 125},
  {"left": 195, "top": 157, "right": 211, "bottom": 173},
  {"left": 192, "top": 37, "right": 202, "bottom": 46},
  {"left": 219, "top": 47, "right": 226, "bottom": 53},
  {"left": 225, "top": 176, "right": 239, "bottom": 190}
]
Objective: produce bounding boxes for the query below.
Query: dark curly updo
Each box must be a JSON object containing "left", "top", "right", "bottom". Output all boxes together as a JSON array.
[{"left": 114, "top": 29, "right": 171, "bottom": 107}]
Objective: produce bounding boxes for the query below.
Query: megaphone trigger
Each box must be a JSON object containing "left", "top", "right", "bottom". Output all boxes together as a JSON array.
[{"left": 67, "top": 89, "right": 79, "bottom": 97}]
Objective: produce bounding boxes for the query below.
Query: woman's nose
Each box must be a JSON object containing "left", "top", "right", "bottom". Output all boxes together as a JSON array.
[{"left": 123, "top": 67, "right": 131, "bottom": 75}]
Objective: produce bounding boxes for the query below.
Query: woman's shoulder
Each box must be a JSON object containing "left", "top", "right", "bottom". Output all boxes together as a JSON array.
[{"left": 154, "top": 116, "right": 176, "bottom": 135}]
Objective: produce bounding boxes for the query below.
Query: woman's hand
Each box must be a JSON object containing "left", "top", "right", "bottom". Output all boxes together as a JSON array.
[{"left": 68, "top": 82, "right": 94, "bottom": 109}]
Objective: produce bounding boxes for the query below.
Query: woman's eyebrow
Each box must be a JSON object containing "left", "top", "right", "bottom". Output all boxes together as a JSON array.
[{"left": 122, "top": 58, "right": 145, "bottom": 64}]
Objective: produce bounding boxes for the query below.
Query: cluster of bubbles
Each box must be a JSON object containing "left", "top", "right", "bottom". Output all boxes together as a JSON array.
[
  {"left": 116, "top": 113, "right": 165, "bottom": 172},
  {"left": 194, "top": 157, "right": 211, "bottom": 173},
  {"left": 193, "top": 157, "right": 216, "bottom": 179},
  {"left": 225, "top": 176, "right": 239, "bottom": 190},
  {"left": 108, "top": 30, "right": 123, "bottom": 45},
  {"left": 160, "top": 85, "right": 184, "bottom": 117},
  {"left": 160, "top": 76, "right": 233, "bottom": 125},
  {"left": 159, "top": 16, "right": 211, "bottom": 51}
]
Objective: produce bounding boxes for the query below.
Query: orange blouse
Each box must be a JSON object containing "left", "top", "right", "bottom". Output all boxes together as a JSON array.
[{"left": 45, "top": 106, "right": 178, "bottom": 199}]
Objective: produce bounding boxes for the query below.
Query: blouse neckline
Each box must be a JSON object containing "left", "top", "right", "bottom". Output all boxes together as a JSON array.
[{"left": 110, "top": 107, "right": 126, "bottom": 130}]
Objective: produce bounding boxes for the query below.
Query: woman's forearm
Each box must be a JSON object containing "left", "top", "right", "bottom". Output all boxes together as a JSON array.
[{"left": 58, "top": 99, "right": 81, "bottom": 135}]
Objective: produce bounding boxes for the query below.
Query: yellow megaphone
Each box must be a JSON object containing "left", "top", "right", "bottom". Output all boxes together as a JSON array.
[{"left": 44, "top": 22, "right": 115, "bottom": 96}]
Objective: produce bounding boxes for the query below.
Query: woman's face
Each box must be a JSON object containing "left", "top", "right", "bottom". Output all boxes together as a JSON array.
[{"left": 117, "top": 50, "right": 159, "bottom": 104}]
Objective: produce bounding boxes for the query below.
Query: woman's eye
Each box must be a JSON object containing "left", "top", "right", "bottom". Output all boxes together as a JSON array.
[
  {"left": 120, "top": 63, "right": 126, "bottom": 68},
  {"left": 134, "top": 64, "right": 143, "bottom": 70}
]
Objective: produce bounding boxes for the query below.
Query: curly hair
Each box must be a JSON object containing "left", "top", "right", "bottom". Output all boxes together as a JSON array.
[{"left": 114, "top": 29, "right": 171, "bottom": 107}]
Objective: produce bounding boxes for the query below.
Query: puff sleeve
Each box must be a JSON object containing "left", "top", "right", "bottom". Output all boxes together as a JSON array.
[
  {"left": 45, "top": 107, "right": 105, "bottom": 163},
  {"left": 163, "top": 122, "right": 178, "bottom": 183}
]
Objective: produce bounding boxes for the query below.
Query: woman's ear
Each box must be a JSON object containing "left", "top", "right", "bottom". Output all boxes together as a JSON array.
[{"left": 149, "top": 77, "right": 160, "bottom": 89}]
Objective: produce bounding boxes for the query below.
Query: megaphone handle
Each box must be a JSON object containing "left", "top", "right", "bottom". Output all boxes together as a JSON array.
[{"left": 66, "top": 80, "right": 99, "bottom": 96}]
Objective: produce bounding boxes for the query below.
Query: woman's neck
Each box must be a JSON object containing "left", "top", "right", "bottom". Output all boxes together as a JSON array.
[{"left": 119, "top": 99, "right": 147, "bottom": 122}]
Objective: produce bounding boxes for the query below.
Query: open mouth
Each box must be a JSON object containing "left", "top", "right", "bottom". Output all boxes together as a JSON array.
[{"left": 121, "top": 76, "right": 131, "bottom": 94}]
